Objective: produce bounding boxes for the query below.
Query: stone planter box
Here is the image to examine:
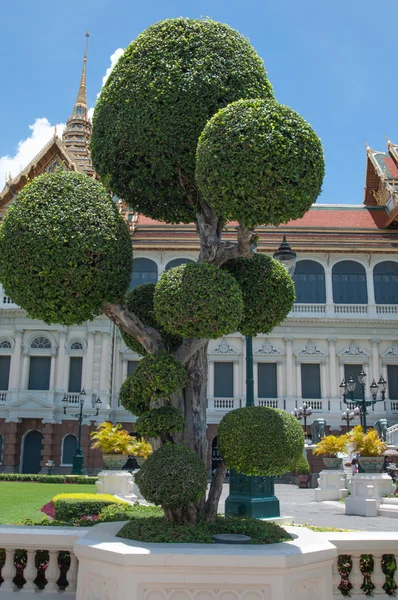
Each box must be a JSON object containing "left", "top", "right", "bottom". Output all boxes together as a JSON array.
[
  {"left": 322, "top": 457, "right": 343, "bottom": 470},
  {"left": 102, "top": 454, "right": 129, "bottom": 470},
  {"left": 358, "top": 456, "right": 384, "bottom": 473},
  {"left": 346, "top": 473, "right": 395, "bottom": 517},
  {"left": 74, "top": 522, "right": 336, "bottom": 600},
  {"left": 314, "top": 470, "right": 349, "bottom": 502}
]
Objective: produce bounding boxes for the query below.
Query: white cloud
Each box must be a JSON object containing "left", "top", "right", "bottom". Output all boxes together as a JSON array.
[
  {"left": 0, "top": 47, "right": 125, "bottom": 190},
  {"left": 0, "top": 118, "right": 65, "bottom": 189}
]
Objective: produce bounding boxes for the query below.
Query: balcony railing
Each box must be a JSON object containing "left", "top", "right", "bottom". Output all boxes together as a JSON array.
[
  {"left": 211, "top": 398, "right": 235, "bottom": 410},
  {"left": 289, "top": 303, "right": 398, "bottom": 318},
  {"left": 0, "top": 392, "right": 6, "bottom": 403},
  {"left": 257, "top": 399, "right": 279, "bottom": 408},
  {"left": 66, "top": 393, "right": 81, "bottom": 405},
  {"left": 0, "top": 526, "right": 88, "bottom": 596},
  {"left": 290, "top": 304, "right": 326, "bottom": 315}
]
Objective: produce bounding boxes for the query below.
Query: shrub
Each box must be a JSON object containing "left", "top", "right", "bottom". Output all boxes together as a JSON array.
[
  {"left": 218, "top": 406, "right": 304, "bottom": 476},
  {"left": 129, "top": 440, "right": 153, "bottom": 459},
  {"left": 52, "top": 493, "right": 128, "bottom": 522},
  {"left": 0, "top": 473, "right": 97, "bottom": 484},
  {"left": 348, "top": 426, "right": 387, "bottom": 457},
  {"left": 135, "top": 444, "right": 208, "bottom": 510},
  {"left": 0, "top": 171, "right": 132, "bottom": 325},
  {"left": 154, "top": 263, "right": 244, "bottom": 338},
  {"left": 222, "top": 254, "right": 295, "bottom": 335},
  {"left": 295, "top": 455, "right": 311, "bottom": 475},
  {"left": 121, "top": 284, "right": 181, "bottom": 356},
  {"left": 90, "top": 422, "right": 136, "bottom": 454},
  {"left": 196, "top": 99, "right": 324, "bottom": 228},
  {"left": 135, "top": 407, "right": 184, "bottom": 440},
  {"left": 117, "top": 515, "right": 292, "bottom": 544},
  {"left": 313, "top": 434, "right": 348, "bottom": 458},
  {"left": 121, "top": 352, "right": 186, "bottom": 417},
  {"left": 92, "top": 17, "right": 273, "bottom": 223},
  {"left": 98, "top": 503, "right": 163, "bottom": 522}
]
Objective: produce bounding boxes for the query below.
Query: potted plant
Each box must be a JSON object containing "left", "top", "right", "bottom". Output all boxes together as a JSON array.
[
  {"left": 312, "top": 434, "right": 348, "bottom": 469},
  {"left": 295, "top": 454, "right": 311, "bottom": 488},
  {"left": 90, "top": 422, "right": 137, "bottom": 470},
  {"left": 130, "top": 440, "right": 153, "bottom": 466},
  {"left": 348, "top": 426, "right": 387, "bottom": 473}
]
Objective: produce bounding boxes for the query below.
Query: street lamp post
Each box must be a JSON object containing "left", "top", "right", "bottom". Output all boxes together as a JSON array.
[
  {"left": 62, "top": 389, "right": 102, "bottom": 475},
  {"left": 341, "top": 407, "right": 360, "bottom": 431},
  {"left": 292, "top": 403, "right": 313, "bottom": 440},
  {"left": 225, "top": 235, "right": 297, "bottom": 519},
  {"left": 339, "top": 372, "right": 387, "bottom": 434}
]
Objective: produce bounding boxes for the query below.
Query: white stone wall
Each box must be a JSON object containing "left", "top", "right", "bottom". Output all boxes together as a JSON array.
[{"left": 0, "top": 250, "right": 398, "bottom": 430}]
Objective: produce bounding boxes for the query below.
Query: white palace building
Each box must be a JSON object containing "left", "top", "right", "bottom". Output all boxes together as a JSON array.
[{"left": 0, "top": 44, "right": 397, "bottom": 473}]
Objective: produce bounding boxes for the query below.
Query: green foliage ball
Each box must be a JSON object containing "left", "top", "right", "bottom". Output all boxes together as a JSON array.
[
  {"left": 295, "top": 454, "right": 311, "bottom": 475},
  {"left": 121, "top": 284, "right": 181, "bottom": 356},
  {"left": 0, "top": 171, "right": 132, "bottom": 325},
  {"left": 92, "top": 17, "right": 274, "bottom": 223},
  {"left": 218, "top": 406, "right": 304, "bottom": 476},
  {"left": 135, "top": 444, "right": 208, "bottom": 509},
  {"left": 135, "top": 407, "right": 184, "bottom": 439},
  {"left": 196, "top": 99, "right": 325, "bottom": 228},
  {"left": 154, "top": 263, "right": 244, "bottom": 339},
  {"left": 222, "top": 254, "right": 295, "bottom": 336},
  {"left": 120, "top": 352, "right": 186, "bottom": 417}
]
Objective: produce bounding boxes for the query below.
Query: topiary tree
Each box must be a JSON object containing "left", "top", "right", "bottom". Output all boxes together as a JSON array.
[
  {"left": 217, "top": 407, "right": 304, "bottom": 476},
  {"left": 135, "top": 444, "right": 208, "bottom": 522},
  {"left": 0, "top": 18, "right": 324, "bottom": 523},
  {"left": 135, "top": 406, "right": 184, "bottom": 442},
  {"left": 121, "top": 284, "right": 181, "bottom": 355},
  {"left": 222, "top": 254, "right": 295, "bottom": 336}
]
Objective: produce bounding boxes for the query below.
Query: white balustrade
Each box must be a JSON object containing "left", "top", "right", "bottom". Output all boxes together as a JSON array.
[
  {"left": 306, "top": 400, "right": 323, "bottom": 411},
  {"left": 67, "top": 393, "right": 81, "bottom": 405},
  {"left": 376, "top": 304, "right": 398, "bottom": 315},
  {"left": 0, "top": 526, "right": 87, "bottom": 597},
  {"left": 212, "top": 398, "right": 235, "bottom": 410},
  {"left": 0, "top": 392, "right": 6, "bottom": 403},
  {"left": 257, "top": 399, "right": 278, "bottom": 408},
  {"left": 290, "top": 303, "right": 326, "bottom": 315},
  {"left": 334, "top": 304, "right": 368, "bottom": 315}
]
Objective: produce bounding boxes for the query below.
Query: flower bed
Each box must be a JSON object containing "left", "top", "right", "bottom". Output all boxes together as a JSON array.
[{"left": 52, "top": 493, "right": 129, "bottom": 522}]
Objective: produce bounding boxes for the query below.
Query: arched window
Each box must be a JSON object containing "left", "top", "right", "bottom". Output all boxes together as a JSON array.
[
  {"left": 332, "top": 261, "right": 368, "bottom": 304},
  {"left": 0, "top": 341, "right": 11, "bottom": 349},
  {"left": 165, "top": 258, "right": 195, "bottom": 271},
  {"left": 130, "top": 258, "right": 158, "bottom": 289},
  {"left": 293, "top": 260, "right": 326, "bottom": 303},
  {"left": 62, "top": 435, "right": 77, "bottom": 466},
  {"left": 70, "top": 341, "right": 83, "bottom": 350},
  {"left": 31, "top": 337, "right": 52, "bottom": 349},
  {"left": 374, "top": 261, "right": 398, "bottom": 304}
]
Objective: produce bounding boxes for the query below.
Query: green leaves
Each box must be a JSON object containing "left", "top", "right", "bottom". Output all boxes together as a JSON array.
[
  {"left": 196, "top": 98, "right": 325, "bottom": 228},
  {"left": 91, "top": 17, "right": 273, "bottom": 223},
  {"left": 218, "top": 406, "right": 304, "bottom": 476},
  {"left": 135, "top": 406, "right": 184, "bottom": 439},
  {"left": 0, "top": 171, "right": 132, "bottom": 325},
  {"left": 222, "top": 254, "right": 295, "bottom": 335},
  {"left": 154, "top": 262, "right": 244, "bottom": 339}
]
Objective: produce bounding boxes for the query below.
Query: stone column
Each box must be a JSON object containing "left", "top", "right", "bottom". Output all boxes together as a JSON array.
[
  {"left": 277, "top": 360, "right": 284, "bottom": 400},
  {"left": 253, "top": 362, "right": 258, "bottom": 400},
  {"left": 328, "top": 338, "right": 338, "bottom": 398},
  {"left": 49, "top": 351, "right": 57, "bottom": 392},
  {"left": 325, "top": 266, "right": 334, "bottom": 317},
  {"left": 9, "top": 330, "right": 23, "bottom": 390},
  {"left": 370, "top": 338, "right": 380, "bottom": 384},
  {"left": 100, "top": 332, "right": 111, "bottom": 394},
  {"left": 20, "top": 350, "right": 30, "bottom": 390},
  {"left": 84, "top": 331, "right": 95, "bottom": 393},
  {"left": 320, "top": 360, "right": 328, "bottom": 400},
  {"left": 285, "top": 338, "right": 294, "bottom": 398},
  {"left": 55, "top": 331, "right": 67, "bottom": 391},
  {"left": 367, "top": 264, "right": 377, "bottom": 318},
  {"left": 233, "top": 360, "right": 240, "bottom": 407},
  {"left": 208, "top": 361, "right": 214, "bottom": 398},
  {"left": 296, "top": 360, "right": 302, "bottom": 400}
]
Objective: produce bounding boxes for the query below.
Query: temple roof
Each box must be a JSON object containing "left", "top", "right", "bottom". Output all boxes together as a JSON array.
[{"left": 365, "top": 141, "right": 398, "bottom": 225}]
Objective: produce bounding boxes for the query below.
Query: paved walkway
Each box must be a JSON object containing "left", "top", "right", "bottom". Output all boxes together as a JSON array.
[{"left": 218, "top": 483, "right": 398, "bottom": 531}]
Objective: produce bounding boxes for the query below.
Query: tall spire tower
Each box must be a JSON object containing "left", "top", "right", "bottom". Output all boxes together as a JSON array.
[{"left": 62, "top": 31, "right": 95, "bottom": 177}]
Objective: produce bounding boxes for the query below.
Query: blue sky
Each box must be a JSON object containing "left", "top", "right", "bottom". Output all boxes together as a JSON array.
[{"left": 1, "top": 0, "right": 397, "bottom": 204}]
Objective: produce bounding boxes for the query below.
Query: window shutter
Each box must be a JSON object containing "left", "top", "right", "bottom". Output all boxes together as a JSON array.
[
  {"left": 387, "top": 365, "right": 398, "bottom": 400},
  {"left": 127, "top": 361, "right": 139, "bottom": 377},
  {"left": 214, "top": 362, "right": 233, "bottom": 397},
  {"left": 28, "top": 356, "right": 51, "bottom": 390},
  {"left": 0, "top": 356, "right": 11, "bottom": 390},
  {"left": 68, "top": 357, "right": 83, "bottom": 393},
  {"left": 301, "top": 364, "right": 321, "bottom": 399},
  {"left": 258, "top": 363, "right": 277, "bottom": 398},
  {"left": 344, "top": 364, "right": 363, "bottom": 400}
]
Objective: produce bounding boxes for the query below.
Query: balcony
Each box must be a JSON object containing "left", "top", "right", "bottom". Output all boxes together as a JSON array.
[
  {"left": 0, "top": 287, "right": 19, "bottom": 309},
  {"left": 289, "top": 303, "right": 398, "bottom": 319},
  {"left": 0, "top": 391, "right": 6, "bottom": 402}
]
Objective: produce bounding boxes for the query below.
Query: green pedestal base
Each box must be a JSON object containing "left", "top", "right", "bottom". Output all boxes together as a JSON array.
[
  {"left": 225, "top": 470, "right": 280, "bottom": 519},
  {"left": 71, "top": 454, "right": 84, "bottom": 476}
]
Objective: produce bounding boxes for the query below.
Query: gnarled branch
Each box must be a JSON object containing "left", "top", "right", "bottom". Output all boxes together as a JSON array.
[
  {"left": 174, "top": 338, "right": 208, "bottom": 365},
  {"left": 101, "top": 302, "right": 165, "bottom": 354}
]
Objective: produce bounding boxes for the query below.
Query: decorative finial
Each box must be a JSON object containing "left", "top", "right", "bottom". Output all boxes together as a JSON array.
[
  {"left": 75, "top": 32, "right": 89, "bottom": 107},
  {"left": 53, "top": 124, "right": 57, "bottom": 138}
]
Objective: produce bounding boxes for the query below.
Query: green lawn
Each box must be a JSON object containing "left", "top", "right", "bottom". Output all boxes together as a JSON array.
[{"left": 0, "top": 482, "right": 96, "bottom": 524}]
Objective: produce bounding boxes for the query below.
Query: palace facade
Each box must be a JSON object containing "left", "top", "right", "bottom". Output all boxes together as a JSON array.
[{"left": 0, "top": 40, "right": 397, "bottom": 474}]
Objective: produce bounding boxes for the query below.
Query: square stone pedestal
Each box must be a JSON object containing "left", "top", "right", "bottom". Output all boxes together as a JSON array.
[
  {"left": 345, "top": 473, "right": 395, "bottom": 517},
  {"left": 314, "top": 470, "right": 349, "bottom": 502},
  {"left": 96, "top": 470, "right": 143, "bottom": 502}
]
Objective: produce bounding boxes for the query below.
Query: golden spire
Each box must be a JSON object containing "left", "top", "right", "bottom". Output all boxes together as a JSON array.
[{"left": 75, "top": 30, "right": 89, "bottom": 106}]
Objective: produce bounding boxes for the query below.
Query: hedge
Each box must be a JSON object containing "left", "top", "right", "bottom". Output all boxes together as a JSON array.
[
  {"left": 0, "top": 473, "right": 98, "bottom": 484},
  {"left": 52, "top": 493, "right": 128, "bottom": 522}
]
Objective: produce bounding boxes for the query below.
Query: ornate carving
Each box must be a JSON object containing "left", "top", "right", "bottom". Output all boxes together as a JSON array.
[
  {"left": 212, "top": 339, "right": 237, "bottom": 354},
  {"left": 297, "top": 340, "right": 325, "bottom": 356},
  {"left": 384, "top": 343, "right": 398, "bottom": 357},
  {"left": 81, "top": 573, "right": 119, "bottom": 600},
  {"left": 340, "top": 342, "right": 367, "bottom": 357},
  {"left": 143, "top": 587, "right": 269, "bottom": 600},
  {"left": 291, "top": 578, "right": 323, "bottom": 600},
  {"left": 255, "top": 342, "right": 280, "bottom": 355}
]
